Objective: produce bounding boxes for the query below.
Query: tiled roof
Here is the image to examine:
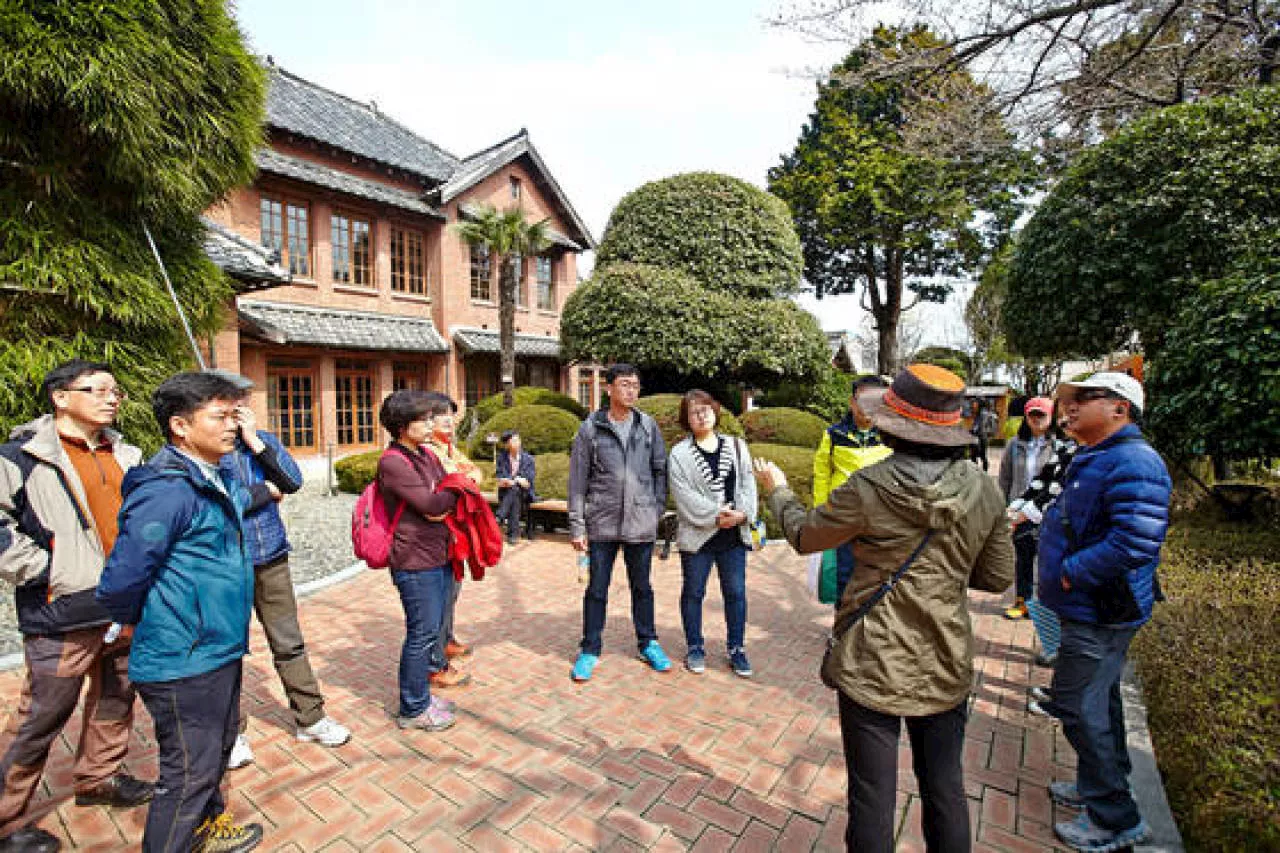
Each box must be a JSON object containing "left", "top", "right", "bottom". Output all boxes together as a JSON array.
[
  {"left": 451, "top": 327, "right": 561, "bottom": 359},
  {"left": 265, "top": 67, "right": 459, "bottom": 182},
  {"left": 239, "top": 300, "right": 449, "bottom": 353},
  {"left": 442, "top": 130, "right": 596, "bottom": 250},
  {"left": 202, "top": 217, "right": 290, "bottom": 289},
  {"left": 256, "top": 149, "right": 442, "bottom": 218}
]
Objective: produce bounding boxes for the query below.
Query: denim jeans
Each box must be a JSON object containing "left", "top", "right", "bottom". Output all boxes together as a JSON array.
[
  {"left": 834, "top": 542, "right": 855, "bottom": 607},
  {"left": 679, "top": 544, "right": 747, "bottom": 652},
  {"left": 1050, "top": 619, "right": 1141, "bottom": 830},
  {"left": 136, "top": 659, "right": 241, "bottom": 853},
  {"left": 1012, "top": 524, "right": 1040, "bottom": 601},
  {"left": 391, "top": 566, "right": 453, "bottom": 718},
  {"left": 580, "top": 540, "right": 656, "bottom": 656},
  {"left": 838, "top": 693, "right": 970, "bottom": 852}
]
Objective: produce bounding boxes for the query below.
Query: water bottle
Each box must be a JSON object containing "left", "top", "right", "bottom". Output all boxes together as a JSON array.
[
  {"left": 750, "top": 520, "right": 767, "bottom": 550},
  {"left": 576, "top": 553, "right": 590, "bottom": 584}
]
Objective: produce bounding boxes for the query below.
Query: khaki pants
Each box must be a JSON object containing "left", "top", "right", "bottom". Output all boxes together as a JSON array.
[
  {"left": 0, "top": 627, "right": 135, "bottom": 835},
  {"left": 242, "top": 555, "right": 324, "bottom": 731}
]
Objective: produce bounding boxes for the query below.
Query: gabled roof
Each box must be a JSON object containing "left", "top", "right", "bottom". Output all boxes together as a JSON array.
[
  {"left": 256, "top": 149, "right": 443, "bottom": 218},
  {"left": 239, "top": 300, "right": 449, "bottom": 353},
  {"left": 202, "top": 217, "right": 290, "bottom": 290},
  {"left": 439, "top": 130, "right": 596, "bottom": 250},
  {"left": 265, "top": 66, "right": 459, "bottom": 183},
  {"left": 451, "top": 327, "right": 561, "bottom": 360}
]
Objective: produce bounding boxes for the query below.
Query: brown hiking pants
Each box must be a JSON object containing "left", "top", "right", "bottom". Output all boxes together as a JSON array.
[{"left": 0, "top": 628, "right": 135, "bottom": 835}]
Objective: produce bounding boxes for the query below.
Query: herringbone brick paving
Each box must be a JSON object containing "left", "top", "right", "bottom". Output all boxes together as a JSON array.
[{"left": 1, "top": 537, "right": 1080, "bottom": 850}]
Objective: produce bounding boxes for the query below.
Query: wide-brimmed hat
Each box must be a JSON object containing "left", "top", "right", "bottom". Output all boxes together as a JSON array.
[{"left": 861, "top": 363, "right": 975, "bottom": 447}]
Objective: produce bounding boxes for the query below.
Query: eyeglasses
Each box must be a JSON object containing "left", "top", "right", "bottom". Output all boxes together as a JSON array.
[
  {"left": 68, "top": 386, "right": 127, "bottom": 402},
  {"left": 612, "top": 380, "right": 641, "bottom": 391},
  {"left": 1026, "top": 411, "right": 1050, "bottom": 419},
  {"left": 1072, "top": 389, "right": 1114, "bottom": 404}
]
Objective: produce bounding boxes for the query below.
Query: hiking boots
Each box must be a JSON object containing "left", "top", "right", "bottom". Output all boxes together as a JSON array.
[{"left": 194, "top": 813, "right": 263, "bottom": 853}]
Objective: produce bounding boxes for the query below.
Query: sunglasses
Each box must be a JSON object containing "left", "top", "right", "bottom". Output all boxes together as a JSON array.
[
  {"left": 1072, "top": 389, "right": 1115, "bottom": 404},
  {"left": 1026, "top": 410, "right": 1050, "bottom": 419}
]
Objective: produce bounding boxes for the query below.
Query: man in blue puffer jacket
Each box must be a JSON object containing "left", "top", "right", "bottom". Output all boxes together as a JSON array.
[
  {"left": 97, "top": 373, "right": 271, "bottom": 853},
  {"left": 1037, "top": 372, "right": 1171, "bottom": 853}
]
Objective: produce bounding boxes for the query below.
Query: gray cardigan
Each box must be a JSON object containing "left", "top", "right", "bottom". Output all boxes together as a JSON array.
[{"left": 668, "top": 435, "right": 758, "bottom": 554}]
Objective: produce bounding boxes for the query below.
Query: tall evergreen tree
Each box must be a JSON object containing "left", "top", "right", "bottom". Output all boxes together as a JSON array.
[{"left": 0, "top": 1, "right": 265, "bottom": 445}]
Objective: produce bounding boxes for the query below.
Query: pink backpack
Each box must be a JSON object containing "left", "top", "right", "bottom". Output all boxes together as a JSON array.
[{"left": 351, "top": 449, "right": 409, "bottom": 569}]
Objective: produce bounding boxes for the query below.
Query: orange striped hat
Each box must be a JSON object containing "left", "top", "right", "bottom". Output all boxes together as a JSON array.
[{"left": 861, "top": 364, "right": 975, "bottom": 447}]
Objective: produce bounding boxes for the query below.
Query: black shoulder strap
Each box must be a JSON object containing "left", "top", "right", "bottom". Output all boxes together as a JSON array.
[{"left": 832, "top": 528, "right": 935, "bottom": 642}]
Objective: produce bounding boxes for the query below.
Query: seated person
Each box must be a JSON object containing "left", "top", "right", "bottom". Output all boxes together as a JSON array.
[{"left": 495, "top": 430, "right": 537, "bottom": 542}]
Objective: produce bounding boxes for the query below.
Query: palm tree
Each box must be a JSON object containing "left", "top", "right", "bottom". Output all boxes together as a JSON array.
[{"left": 455, "top": 203, "right": 552, "bottom": 407}]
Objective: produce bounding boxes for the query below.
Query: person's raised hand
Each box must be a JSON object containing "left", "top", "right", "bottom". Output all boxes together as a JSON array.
[{"left": 752, "top": 458, "right": 787, "bottom": 493}]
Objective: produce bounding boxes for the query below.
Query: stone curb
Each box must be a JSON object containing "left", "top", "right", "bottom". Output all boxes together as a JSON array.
[
  {"left": 1124, "top": 660, "right": 1185, "bottom": 851},
  {"left": 0, "top": 562, "right": 370, "bottom": 673}
]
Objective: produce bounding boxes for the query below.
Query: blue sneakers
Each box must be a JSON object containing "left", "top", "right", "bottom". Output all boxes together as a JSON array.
[
  {"left": 639, "top": 641, "right": 672, "bottom": 672},
  {"left": 1054, "top": 812, "right": 1152, "bottom": 852},
  {"left": 728, "top": 647, "right": 753, "bottom": 678},
  {"left": 571, "top": 653, "right": 599, "bottom": 682},
  {"left": 1049, "top": 780, "right": 1085, "bottom": 809},
  {"left": 685, "top": 649, "right": 706, "bottom": 674}
]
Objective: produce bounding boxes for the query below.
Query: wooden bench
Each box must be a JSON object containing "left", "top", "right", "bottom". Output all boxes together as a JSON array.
[{"left": 482, "top": 492, "right": 678, "bottom": 554}]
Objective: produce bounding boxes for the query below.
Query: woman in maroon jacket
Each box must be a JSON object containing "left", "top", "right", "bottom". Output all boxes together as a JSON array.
[{"left": 377, "top": 391, "right": 458, "bottom": 731}]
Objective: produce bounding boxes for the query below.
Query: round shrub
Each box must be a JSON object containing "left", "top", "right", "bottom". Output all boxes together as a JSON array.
[
  {"left": 467, "top": 404, "right": 581, "bottom": 459},
  {"left": 740, "top": 407, "right": 827, "bottom": 448},
  {"left": 464, "top": 386, "right": 588, "bottom": 438},
  {"left": 334, "top": 449, "right": 380, "bottom": 494},
  {"left": 633, "top": 393, "right": 745, "bottom": 449},
  {"left": 595, "top": 172, "right": 804, "bottom": 299},
  {"left": 750, "top": 442, "right": 817, "bottom": 539}
]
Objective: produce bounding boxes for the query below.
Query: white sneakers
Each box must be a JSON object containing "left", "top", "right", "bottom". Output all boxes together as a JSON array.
[
  {"left": 228, "top": 717, "right": 351, "bottom": 771},
  {"left": 296, "top": 716, "right": 352, "bottom": 747},
  {"left": 228, "top": 734, "right": 255, "bottom": 770}
]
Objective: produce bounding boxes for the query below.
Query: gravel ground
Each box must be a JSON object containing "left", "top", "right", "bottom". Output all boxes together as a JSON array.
[{"left": 0, "top": 479, "right": 358, "bottom": 661}]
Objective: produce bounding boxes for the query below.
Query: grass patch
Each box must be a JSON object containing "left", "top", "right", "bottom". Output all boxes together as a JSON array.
[{"left": 1130, "top": 509, "right": 1280, "bottom": 851}]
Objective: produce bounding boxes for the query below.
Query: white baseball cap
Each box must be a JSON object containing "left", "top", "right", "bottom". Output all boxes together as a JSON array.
[{"left": 1055, "top": 372, "right": 1144, "bottom": 411}]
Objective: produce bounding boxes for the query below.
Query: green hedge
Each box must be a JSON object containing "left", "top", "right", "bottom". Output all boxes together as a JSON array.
[
  {"left": 741, "top": 407, "right": 826, "bottom": 448},
  {"left": 1130, "top": 512, "right": 1280, "bottom": 851},
  {"left": 463, "top": 386, "right": 587, "bottom": 438},
  {"left": 750, "top": 442, "right": 816, "bottom": 539},
  {"left": 467, "top": 404, "right": 581, "bottom": 459},
  {"left": 335, "top": 450, "right": 571, "bottom": 499},
  {"left": 634, "top": 393, "right": 745, "bottom": 448},
  {"left": 334, "top": 450, "right": 379, "bottom": 494}
]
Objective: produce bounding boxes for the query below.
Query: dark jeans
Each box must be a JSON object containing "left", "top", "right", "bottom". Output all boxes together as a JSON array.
[
  {"left": 838, "top": 693, "right": 970, "bottom": 853},
  {"left": 971, "top": 438, "right": 989, "bottom": 470},
  {"left": 1051, "top": 620, "right": 1140, "bottom": 831},
  {"left": 137, "top": 660, "right": 241, "bottom": 853},
  {"left": 497, "top": 487, "right": 532, "bottom": 540},
  {"left": 391, "top": 566, "right": 453, "bottom": 718},
  {"left": 580, "top": 540, "right": 656, "bottom": 656},
  {"left": 250, "top": 556, "right": 324, "bottom": 728},
  {"left": 680, "top": 544, "right": 748, "bottom": 653},
  {"left": 1012, "top": 524, "right": 1040, "bottom": 601},
  {"left": 834, "top": 542, "right": 855, "bottom": 608}
]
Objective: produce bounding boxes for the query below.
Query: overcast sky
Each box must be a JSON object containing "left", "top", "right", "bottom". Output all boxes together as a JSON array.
[{"left": 231, "top": 0, "right": 969, "bottom": 348}]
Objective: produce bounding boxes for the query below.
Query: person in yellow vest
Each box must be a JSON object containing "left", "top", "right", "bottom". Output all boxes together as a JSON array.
[{"left": 813, "top": 376, "right": 893, "bottom": 603}]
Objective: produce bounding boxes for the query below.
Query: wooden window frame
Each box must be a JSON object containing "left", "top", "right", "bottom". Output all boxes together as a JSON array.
[
  {"left": 331, "top": 211, "right": 373, "bottom": 287},
  {"left": 390, "top": 227, "right": 427, "bottom": 295},
  {"left": 260, "top": 195, "right": 311, "bottom": 277},
  {"left": 266, "top": 363, "right": 318, "bottom": 451},
  {"left": 469, "top": 244, "right": 491, "bottom": 301},
  {"left": 536, "top": 255, "right": 555, "bottom": 311},
  {"left": 334, "top": 360, "right": 377, "bottom": 447}
]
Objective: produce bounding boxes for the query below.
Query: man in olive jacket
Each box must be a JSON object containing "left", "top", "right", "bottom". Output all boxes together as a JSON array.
[{"left": 755, "top": 363, "right": 1013, "bottom": 851}]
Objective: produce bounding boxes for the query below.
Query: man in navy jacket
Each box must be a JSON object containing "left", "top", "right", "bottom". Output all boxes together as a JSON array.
[
  {"left": 1037, "top": 372, "right": 1171, "bottom": 852},
  {"left": 494, "top": 429, "right": 537, "bottom": 543},
  {"left": 211, "top": 371, "right": 350, "bottom": 772}
]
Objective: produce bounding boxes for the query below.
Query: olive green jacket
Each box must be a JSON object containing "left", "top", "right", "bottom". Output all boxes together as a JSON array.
[{"left": 768, "top": 454, "right": 1014, "bottom": 717}]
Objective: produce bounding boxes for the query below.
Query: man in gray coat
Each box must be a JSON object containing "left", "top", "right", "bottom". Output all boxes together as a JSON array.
[{"left": 568, "top": 364, "right": 669, "bottom": 682}]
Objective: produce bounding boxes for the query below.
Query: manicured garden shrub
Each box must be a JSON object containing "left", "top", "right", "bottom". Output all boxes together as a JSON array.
[
  {"left": 741, "top": 407, "right": 826, "bottom": 448},
  {"left": 467, "top": 404, "right": 581, "bottom": 459},
  {"left": 749, "top": 442, "right": 816, "bottom": 539},
  {"left": 334, "top": 449, "right": 380, "bottom": 494},
  {"left": 1130, "top": 512, "right": 1280, "bottom": 851},
  {"left": 634, "top": 393, "right": 745, "bottom": 449},
  {"left": 463, "top": 386, "right": 587, "bottom": 438}
]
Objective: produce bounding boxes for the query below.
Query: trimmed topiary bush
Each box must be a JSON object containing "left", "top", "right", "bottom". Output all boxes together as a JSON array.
[
  {"left": 334, "top": 449, "right": 380, "bottom": 493},
  {"left": 741, "top": 407, "right": 827, "bottom": 448},
  {"left": 463, "top": 386, "right": 588, "bottom": 439},
  {"left": 750, "top": 442, "right": 817, "bottom": 539},
  {"left": 467, "top": 404, "right": 581, "bottom": 459},
  {"left": 634, "top": 393, "right": 745, "bottom": 449}
]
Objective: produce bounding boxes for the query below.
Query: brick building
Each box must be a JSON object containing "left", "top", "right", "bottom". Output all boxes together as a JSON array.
[{"left": 203, "top": 65, "right": 598, "bottom": 457}]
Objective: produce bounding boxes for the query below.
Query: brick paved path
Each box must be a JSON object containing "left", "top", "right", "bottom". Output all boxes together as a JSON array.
[{"left": 1, "top": 537, "right": 1080, "bottom": 851}]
